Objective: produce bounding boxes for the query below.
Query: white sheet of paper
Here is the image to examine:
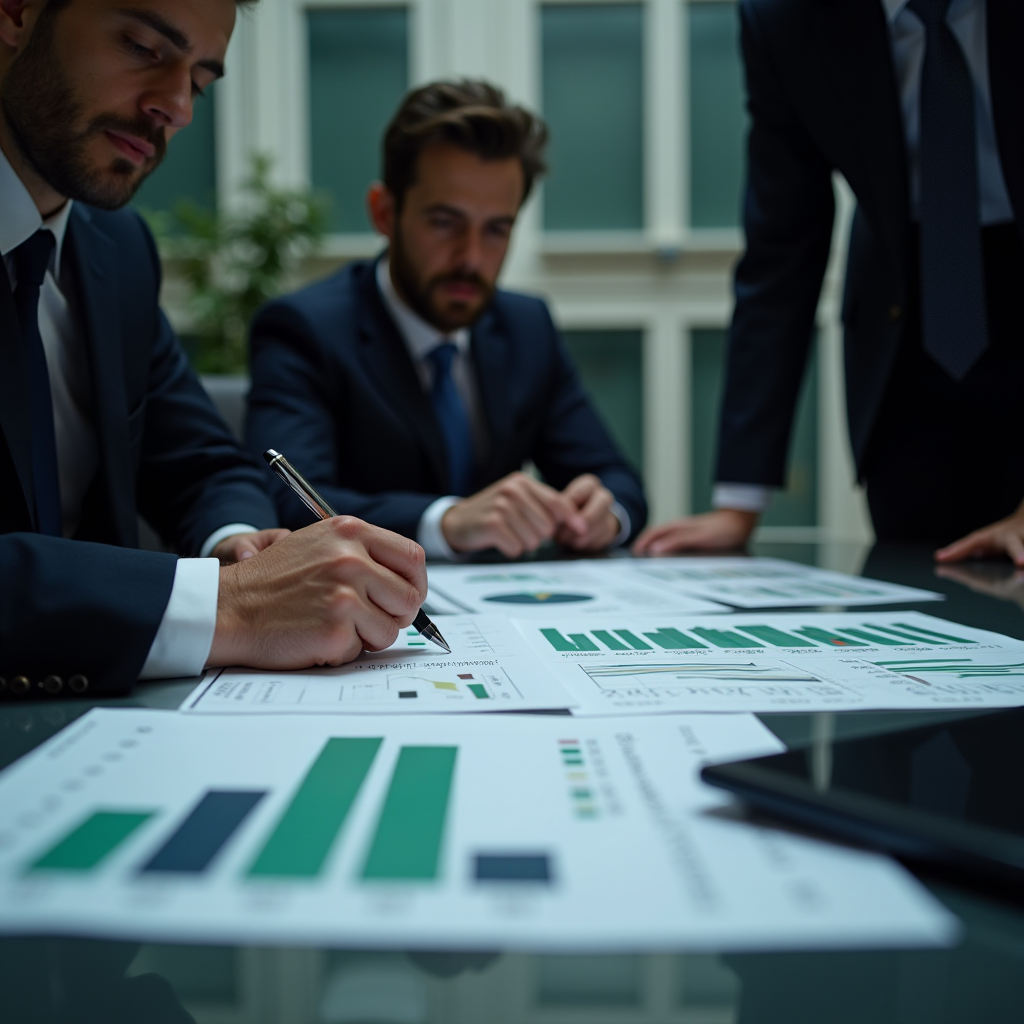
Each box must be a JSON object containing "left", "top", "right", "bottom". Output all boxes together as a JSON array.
[
  {"left": 625, "top": 557, "right": 942, "bottom": 608},
  {"left": 0, "top": 709, "right": 956, "bottom": 951},
  {"left": 426, "top": 561, "right": 727, "bottom": 617},
  {"left": 183, "top": 616, "right": 576, "bottom": 715},
  {"left": 516, "top": 611, "right": 1024, "bottom": 715}
]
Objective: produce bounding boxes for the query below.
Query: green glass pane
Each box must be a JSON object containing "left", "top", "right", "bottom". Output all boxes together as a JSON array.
[
  {"left": 688, "top": 2, "right": 747, "bottom": 228},
  {"left": 309, "top": 8, "right": 408, "bottom": 232},
  {"left": 691, "top": 328, "right": 818, "bottom": 526},
  {"left": 563, "top": 330, "right": 643, "bottom": 473},
  {"left": 542, "top": 4, "right": 644, "bottom": 230},
  {"left": 133, "top": 87, "right": 217, "bottom": 221}
]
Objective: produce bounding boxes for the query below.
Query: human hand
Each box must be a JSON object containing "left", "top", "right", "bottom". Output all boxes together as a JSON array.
[
  {"left": 554, "top": 474, "right": 621, "bottom": 551},
  {"left": 935, "top": 503, "right": 1024, "bottom": 567},
  {"left": 441, "top": 471, "right": 587, "bottom": 558},
  {"left": 211, "top": 528, "right": 291, "bottom": 564},
  {"left": 632, "top": 509, "right": 759, "bottom": 555},
  {"left": 208, "top": 516, "right": 427, "bottom": 670}
]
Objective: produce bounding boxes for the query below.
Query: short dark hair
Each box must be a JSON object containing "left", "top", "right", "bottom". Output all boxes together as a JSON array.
[{"left": 382, "top": 79, "right": 548, "bottom": 208}]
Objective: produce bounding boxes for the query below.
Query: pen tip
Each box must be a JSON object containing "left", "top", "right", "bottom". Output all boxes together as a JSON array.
[{"left": 263, "top": 450, "right": 280, "bottom": 465}]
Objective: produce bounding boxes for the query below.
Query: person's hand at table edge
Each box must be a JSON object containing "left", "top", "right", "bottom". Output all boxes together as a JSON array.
[
  {"left": 632, "top": 509, "right": 759, "bottom": 556},
  {"left": 555, "top": 473, "right": 621, "bottom": 552},
  {"left": 441, "top": 471, "right": 588, "bottom": 558},
  {"left": 208, "top": 517, "right": 427, "bottom": 669},
  {"left": 211, "top": 528, "right": 291, "bottom": 564},
  {"left": 935, "top": 501, "right": 1024, "bottom": 566}
]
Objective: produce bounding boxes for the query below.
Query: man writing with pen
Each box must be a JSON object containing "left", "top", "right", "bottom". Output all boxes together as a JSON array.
[{"left": 0, "top": 0, "right": 428, "bottom": 698}]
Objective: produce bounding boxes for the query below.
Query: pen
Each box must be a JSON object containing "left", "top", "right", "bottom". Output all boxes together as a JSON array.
[{"left": 263, "top": 449, "right": 451, "bottom": 654}]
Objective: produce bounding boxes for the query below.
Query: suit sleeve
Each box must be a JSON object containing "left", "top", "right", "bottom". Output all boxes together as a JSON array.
[
  {"left": 131, "top": 219, "right": 278, "bottom": 554},
  {"left": 527, "top": 307, "right": 648, "bottom": 541},
  {"left": 0, "top": 534, "right": 177, "bottom": 696},
  {"left": 715, "top": 0, "right": 836, "bottom": 487},
  {"left": 246, "top": 302, "right": 438, "bottom": 537}
]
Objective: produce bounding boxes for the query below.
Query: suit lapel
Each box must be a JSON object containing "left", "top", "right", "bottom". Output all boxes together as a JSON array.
[
  {"left": 0, "top": 261, "right": 36, "bottom": 528},
  {"left": 987, "top": 0, "right": 1024, "bottom": 238},
  {"left": 815, "top": 0, "right": 910, "bottom": 280},
  {"left": 470, "top": 307, "right": 513, "bottom": 484},
  {"left": 65, "top": 206, "right": 135, "bottom": 545},
  {"left": 355, "top": 269, "right": 449, "bottom": 488}
]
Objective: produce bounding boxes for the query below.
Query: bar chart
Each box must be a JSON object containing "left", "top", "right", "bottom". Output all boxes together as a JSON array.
[
  {"left": 518, "top": 612, "right": 1024, "bottom": 714},
  {"left": 0, "top": 709, "right": 955, "bottom": 951}
]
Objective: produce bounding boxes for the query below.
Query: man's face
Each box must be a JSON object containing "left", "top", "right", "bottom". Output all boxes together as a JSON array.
[
  {"left": 389, "top": 143, "right": 523, "bottom": 333},
  {"left": 1, "top": 0, "right": 235, "bottom": 209}
]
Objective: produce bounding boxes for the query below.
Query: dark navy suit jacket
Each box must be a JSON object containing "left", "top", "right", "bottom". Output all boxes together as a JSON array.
[
  {"left": 245, "top": 258, "right": 647, "bottom": 541},
  {"left": 0, "top": 205, "right": 276, "bottom": 697},
  {"left": 717, "top": 0, "right": 1024, "bottom": 486}
]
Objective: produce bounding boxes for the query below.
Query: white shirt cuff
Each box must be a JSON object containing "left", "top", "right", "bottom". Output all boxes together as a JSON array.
[
  {"left": 200, "top": 523, "right": 259, "bottom": 558},
  {"left": 417, "top": 496, "right": 463, "bottom": 560},
  {"left": 609, "top": 501, "right": 631, "bottom": 547},
  {"left": 139, "top": 557, "right": 220, "bottom": 680},
  {"left": 712, "top": 483, "right": 772, "bottom": 513}
]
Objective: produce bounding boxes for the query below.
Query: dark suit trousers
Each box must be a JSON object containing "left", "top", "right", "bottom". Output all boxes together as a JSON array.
[{"left": 864, "top": 224, "right": 1024, "bottom": 545}]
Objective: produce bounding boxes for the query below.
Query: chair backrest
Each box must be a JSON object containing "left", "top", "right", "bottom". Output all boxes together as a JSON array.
[{"left": 200, "top": 374, "right": 249, "bottom": 443}]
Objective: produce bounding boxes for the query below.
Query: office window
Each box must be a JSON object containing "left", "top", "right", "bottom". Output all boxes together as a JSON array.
[
  {"left": 133, "top": 86, "right": 217, "bottom": 220},
  {"left": 690, "top": 328, "right": 818, "bottom": 526},
  {"left": 308, "top": 7, "right": 409, "bottom": 233},
  {"left": 542, "top": 4, "right": 644, "bottom": 231},
  {"left": 688, "top": 1, "right": 747, "bottom": 229},
  {"left": 563, "top": 329, "right": 644, "bottom": 473}
]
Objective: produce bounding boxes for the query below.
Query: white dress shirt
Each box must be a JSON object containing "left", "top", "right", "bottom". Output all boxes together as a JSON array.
[
  {"left": 375, "top": 257, "right": 629, "bottom": 556},
  {"left": 714, "top": 0, "right": 1011, "bottom": 513},
  {"left": 0, "top": 144, "right": 247, "bottom": 679}
]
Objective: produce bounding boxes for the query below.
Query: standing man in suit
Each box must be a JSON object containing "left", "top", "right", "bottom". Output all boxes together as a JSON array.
[
  {"left": 246, "top": 80, "right": 647, "bottom": 560},
  {"left": 1, "top": 0, "right": 427, "bottom": 698},
  {"left": 636, "top": 0, "right": 1024, "bottom": 565}
]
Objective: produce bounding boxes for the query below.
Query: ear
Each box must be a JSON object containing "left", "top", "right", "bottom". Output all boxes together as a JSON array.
[
  {"left": 366, "top": 181, "right": 396, "bottom": 241},
  {"left": 0, "top": 0, "right": 38, "bottom": 50}
]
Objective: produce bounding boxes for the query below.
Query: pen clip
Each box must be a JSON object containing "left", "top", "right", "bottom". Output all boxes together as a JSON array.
[{"left": 265, "top": 449, "right": 337, "bottom": 521}]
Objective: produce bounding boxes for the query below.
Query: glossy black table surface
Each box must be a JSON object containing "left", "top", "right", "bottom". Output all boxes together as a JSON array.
[{"left": 3, "top": 542, "right": 1023, "bottom": 1024}]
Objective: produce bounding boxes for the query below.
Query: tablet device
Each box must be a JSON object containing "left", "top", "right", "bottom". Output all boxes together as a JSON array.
[{"left": 701, "top": 708, "right": 1024, "bottom": 885}]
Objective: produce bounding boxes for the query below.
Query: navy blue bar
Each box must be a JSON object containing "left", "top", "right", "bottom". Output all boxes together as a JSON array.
[
  {"left": 474, "top": 854, "right": 553, "bottom": 883},
  {"left": 142, "top": 790, "right": 266, "bottom": 874}
]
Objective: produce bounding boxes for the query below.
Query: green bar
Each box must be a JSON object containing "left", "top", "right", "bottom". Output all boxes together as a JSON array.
[
  {"left": 692, "top": 627, "right": 762, "bottom": 649},
  {"left": 541, "top": 628, "right": 599, "bottom": 652},
  {"left": 893, "top": 622, "right": 977, "bottom": 644},
  {"left": 865, "top": 624, "right": 947, "bottom": 644},
  {"left": 796, "top": 627, "right": 868, "bottom": 648},
  {"left": 362, "top": 747, "right": 457, "bottom": 881},
  {"left": 737, "top": 625, "right": 818, "bottom": 648},
  {"left": 31, "top": 811, "right": 153, "bottom": 872},
  {"left": 614, "top": 630, "right": 652, "bottom": 650},
  {"left": 593, "top": 629, "right": 629, "bottom": 651},
  {"left": 249, "top": 737, "right": 381, "bottom": 878},
  {"left": 839, "top": 627, "right": 913, "bottom": 647},
  {"left": 643, "top": 627, "right": 707, "bottom": 650},
  {"left": 468, "top": 683, "right": 489, "bottom": 699}
]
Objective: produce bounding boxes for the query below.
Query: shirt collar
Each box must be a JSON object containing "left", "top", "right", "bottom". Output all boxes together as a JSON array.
[
  {"left": 375, "top": 254, "right": 470, "bottom": 363},
  {"left": 0, "top": 141, "right": 74, "bottom": 275},
  {"left": 882, "top": 0, "right": 980, "bottom": 22}
]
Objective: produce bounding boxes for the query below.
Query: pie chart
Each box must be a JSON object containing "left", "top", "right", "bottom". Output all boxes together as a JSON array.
[{"left": 484, "top": 592, "right": 595, "bottom": 605}]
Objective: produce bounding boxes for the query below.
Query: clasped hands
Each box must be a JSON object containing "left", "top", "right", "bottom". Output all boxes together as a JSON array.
[{"left": 440, "top": 471, "right": 621, "bottom": 558}]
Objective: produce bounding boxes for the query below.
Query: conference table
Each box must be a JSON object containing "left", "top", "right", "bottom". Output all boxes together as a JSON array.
[{"left": 2, "top": 541, "right": 1023, "bottom": 1024}]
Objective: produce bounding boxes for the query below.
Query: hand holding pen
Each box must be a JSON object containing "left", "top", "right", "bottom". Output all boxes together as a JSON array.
[
  {"left": 264, "top": 449, "right": 450, "bottom": 654},
  {"left": 206, "top": 469, "right": 434, "bottom": 671}
]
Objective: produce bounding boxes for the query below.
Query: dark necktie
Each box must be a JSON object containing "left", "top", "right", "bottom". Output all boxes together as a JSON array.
[
  {"left": 908, "top": 0, "right": 988, "bottom": 380},
  {"left": 12, "top": 230, "right": 62, "bottom": 536},
  {"left": 426, "top": 342, "right": 474, "bottom": 496}
]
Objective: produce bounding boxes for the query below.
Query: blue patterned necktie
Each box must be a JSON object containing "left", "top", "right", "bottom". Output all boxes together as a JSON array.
[
  {"left": 908, "top": 0, "right": 988, "bottom": 380},
  {"left": 12, "top": 230, "right": 62, "bottom": 536},
  {"left": 426, "top": 341, "right": 474, "bottom": 496}
]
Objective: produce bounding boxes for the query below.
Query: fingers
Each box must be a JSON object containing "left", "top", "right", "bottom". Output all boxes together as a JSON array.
[
  {"left": 934, "top": 532, "right": 992, "bottom": 563},
  {"left": 632, "top": 510, "right": 758, "bottom": 555},
  {"left": 558, "top": 480, "right": 616, "bottom": 550}
]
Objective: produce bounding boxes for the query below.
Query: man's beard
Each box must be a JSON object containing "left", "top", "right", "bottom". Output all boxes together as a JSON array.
[
  {"left": 2, "top": 7, "right": 166, "bottom": 210},
  {"left": 390, "top": 227, "right": 495, "bottom": 334}
]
